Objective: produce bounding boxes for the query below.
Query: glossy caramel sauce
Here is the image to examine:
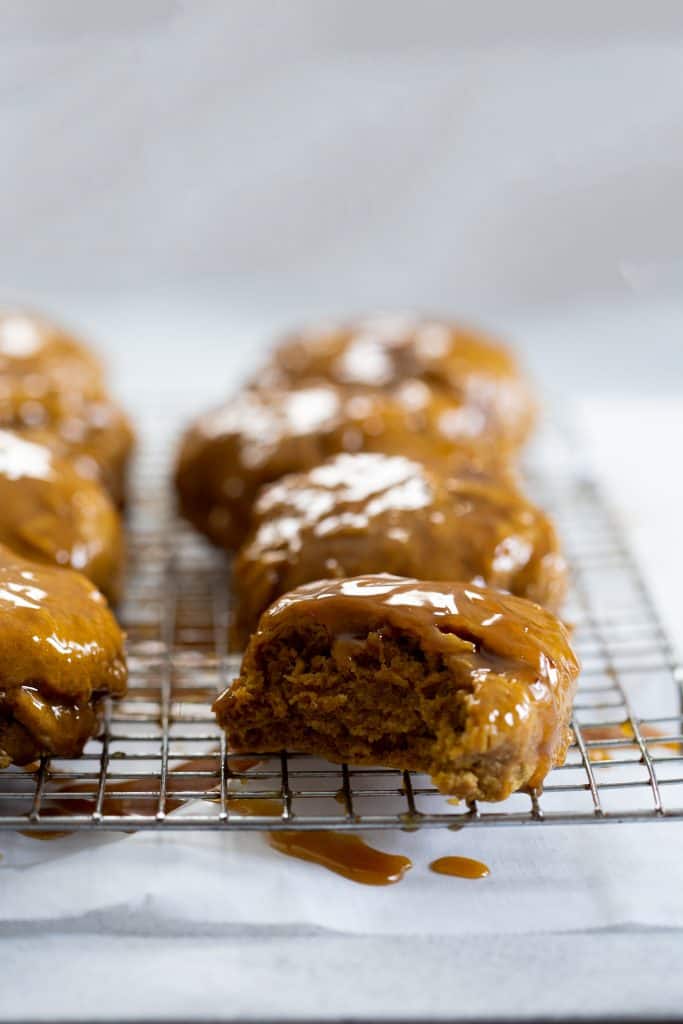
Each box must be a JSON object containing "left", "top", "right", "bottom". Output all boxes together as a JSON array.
[
  {"left": 231, "top": 450, "right": 566, "bottom": 644},
  {"left": 0, "top": 310, "right": 105, "bottom": 411},
  {"left": 23, "top": 776, "right": 413, "bottom": 886},
  {"left": 257, "top": 575, "right": 578, "bottom": 674},
  {"left": 0, "top": 544, "right": 127, "bottom": 768},
  {"left": 21, "top": 772, "right": 192, "bottom": 833},
  {"left": 257, "top": 313, "right": 535, "bottom": 446},
  {"left": 0, "top": 558, "right": 125, "bottom": 696},
  {"left": 17, "top": 398, "right": 135, "bottom": 507},
  {"left": 0, "top": 430, "right": 123, "bottom": 602},
  {"left": 267, "top": 831, "right": 411, "bottom": 885},
  {"left": 20, "top": 753, "right": 261, "bottom": 838},
  {"left": 175, "top": 380, "right": 512, "bottom": 552},
  {"left": 0, "top": 311, "right": 134, "bottom": 504},
  {"left": 24, "top": 747, "right": 464, "bottom": 888},
  {"left": 20, "top": 827, "right": 74, "bottom": 841},
  {"left": 430, "top": 855, "right": 490, "bottom": 879},
  {"left": 226, "top": 797, "right": 412, "bottom": 885}
]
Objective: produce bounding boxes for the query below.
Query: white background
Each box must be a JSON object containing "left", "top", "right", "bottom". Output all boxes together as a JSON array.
[{"left": 1, "top": 0, "right": 682, "bottom": 400}]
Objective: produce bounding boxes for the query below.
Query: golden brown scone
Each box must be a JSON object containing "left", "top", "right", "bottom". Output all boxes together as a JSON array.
[
  {"left": 214, "top": 575, "right": 580, "bottom": 802},
  {"left": 231, "top": 452, "right": 567, "bottom": 647},
  {"left": 0, "top": 311, "right": 135, "bottom": 504},
  {"left": 0, "top": 543, "right": 127, "bottom": 767},
  {"left": 175, "top": 383, "right": 511, "bottom": 551},
  {"left": 0, "top": 430, "right": 124, "bottom": 603},
  {"left": 0, "top": 309, "right": 105, "bottom": 414},
  {"left": 17, "top": 397, "right": 135, "bottom": 507},
  {"left": 257, "top": 314, "right": 536, "bottom": 448}
]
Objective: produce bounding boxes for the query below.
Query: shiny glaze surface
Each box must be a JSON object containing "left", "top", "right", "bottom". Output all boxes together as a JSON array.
[
  {"left": 0, "top": 543, "right": 127, "bottom": 767},
  {"left": 23, "top": 785, "right": 412, "bottom": 885},
  {"left": 429, "top": 855, "right": 490, "bottom": 879},
  {"left": 15, "top": 397, "right": 135, "bottom": 506},
  {"left": 267, "top": 831, "right": 412, "bottom": 885},
  {"left": 0, "top": 312, "right": 134, "bottom": 504},
  {"left": 175, "top": 382, "right": 510, "bottom": 550},
  {"left": 0, "top": 310, "right": 104, "bottom": 411},
  {"left": 226, "top": 797, "right": 412, "bottom": 884},
  {"left": 232, "top": 452, "right": 566, "bottom": 644},
  {"left": 260, "top": 575, "right": 578, "bottom": 677},
  {"left": 0, "top": 430, "right": 124, "bottom": 601},
  {"left": 257, "top": 313, "right": 535, "bottom": 446},
  {"left": 217, "top": 575, "right": 580, "bottom": 801}
]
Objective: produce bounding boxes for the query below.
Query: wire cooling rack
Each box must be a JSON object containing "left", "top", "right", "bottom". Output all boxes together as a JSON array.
[{"left": 0, "top": 437, "right": 682, "bottom": 833}]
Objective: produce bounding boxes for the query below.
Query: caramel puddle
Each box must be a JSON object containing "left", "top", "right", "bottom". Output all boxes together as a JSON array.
[
  {"left": 21, "top": 752, "right": 261, "bottom": 838},
  {"left": 268, "top": 831, "right": 411, "bottom": 886},
  {"left": 20, "top": 828, "right": 74, "bottom": 841},
  {"left": 430, "top": 855, "right": 490, "bottom": 879},
  {"left": 226, "top": 797, "right": 411, "bottom": 885},
  {"left": 23, "top": 763, "right": 474, "bottom": 888}
]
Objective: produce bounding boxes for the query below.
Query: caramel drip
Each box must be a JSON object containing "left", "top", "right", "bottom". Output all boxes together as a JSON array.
[
  {"left": 583, "top": 722, "right": 680, "bottom": 761},
  {"left": 23, "top": 785, "right": 412, "bottom": 886},
  {"left": 430, "top": 855, "right": 490, "bottom": 879},
  {"left": 20, "top": 752, "right": 262, "bottom": 836},
  {"left": 267, "top": 831, "right": 411, "bottom": 886},
  {"left": 225, "top": 797, "right": 412, "bottom": 885},
  {"left": 20, "top": 828, "right": 73, "bottom": 841}
]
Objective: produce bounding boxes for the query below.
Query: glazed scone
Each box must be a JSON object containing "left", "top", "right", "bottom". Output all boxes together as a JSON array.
[
  {"left": 0, "top": 311, "right": 135, "bottom": 504},
  {"left": 231, "top": 452, "right": 567, "bottom": 646},
  {"left": 0, "top": 430, "right": 124, "bottom": 603},
  {"left": 175, "top": 383, "right": 509, "bottom": 551},
  {"left": 257, "top": 314, "right": 536, "bottom": 448},
  {"left": 0, "top": 310, "right": 105, "bottom": 418},
  {"left": 214, "top": 575, "right": 580, "bottom": 802},
  {"left": 17, "top": 396, "right": 135, "bottom": 507},
  {"left": 0, "top": 543, "right": 127, "bottom": 767}
]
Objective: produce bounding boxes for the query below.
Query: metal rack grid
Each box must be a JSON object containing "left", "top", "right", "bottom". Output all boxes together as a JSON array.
[{"left": 1, "top": 454, "right": 682, "bottom": 833}]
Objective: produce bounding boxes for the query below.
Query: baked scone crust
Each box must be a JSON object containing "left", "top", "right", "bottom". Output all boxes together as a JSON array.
[
  {"left": 215, "top": 575, "right": 580, "bottom": 802},
  {"left": 0, "top": 310, "right": 105, "bottom": 414},
  {"left": 0, "top": 311, "right": 134, "bottom": 504},
  {"left": 16, "top": 397, "right": 135, "bottom": 507},
  {"left": 175, "top": 383, "right": 510, "bottom": 551},
  {"left": 257, "top": 314, "right": 536, "bottom": 447},
  {"left": 231, "top": 452, "right": 567, "bottom": 646},
  {"left": 0, "top": 430, "right": 124, "bottom": 603},
  {"left": 0, "top": 543, "right": 127, "bottom": 767}
]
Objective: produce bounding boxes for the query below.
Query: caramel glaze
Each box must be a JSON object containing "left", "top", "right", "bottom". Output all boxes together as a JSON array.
[
  {"left": 20, "top": 753, "right": 255, "bottom": 831},
  {"left": 0, "top": 430, "right": 124, "bottom": 603},
  {"left": 0, "top": 311, "right": 134, "bottom": 505},
  {"left": 256, "top": 313, "right": 536, "bottom": 448},
  {"left": 227, "top": 798, "right": 411, "bottom": 885},
  {"left": 267, "top": 831, "right": 412, "bottom": 885},
  {"left": 0, "top": 310, "right": 105, "bottom": 409},
  {"left": 430, "top": 855, "right": 489, "bottom": 879},
  {"left": 23, "top": 755, "right": 470, "bottom": 887},
  {"left": 0, "top": 543, "right": 127, "bottom": 768},
  {"left": 175, "top": 382, "right": 514, "bottom": 551},
  {"left": 16, "top": 400, "right": 135, "bottom": 508},
  {"left": 231, "top": 452, "right": 567, "bottom": 647},
  {"left": 215, "top": 575, "right": 580, "bottom": 802},
  {"left": 23, "top": 766, "right": 410, "bottom": 886}
]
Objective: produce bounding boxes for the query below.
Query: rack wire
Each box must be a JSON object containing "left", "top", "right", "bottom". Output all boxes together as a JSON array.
[{"left": 1, "top": 439, "right": 682, "bottom": 833}]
